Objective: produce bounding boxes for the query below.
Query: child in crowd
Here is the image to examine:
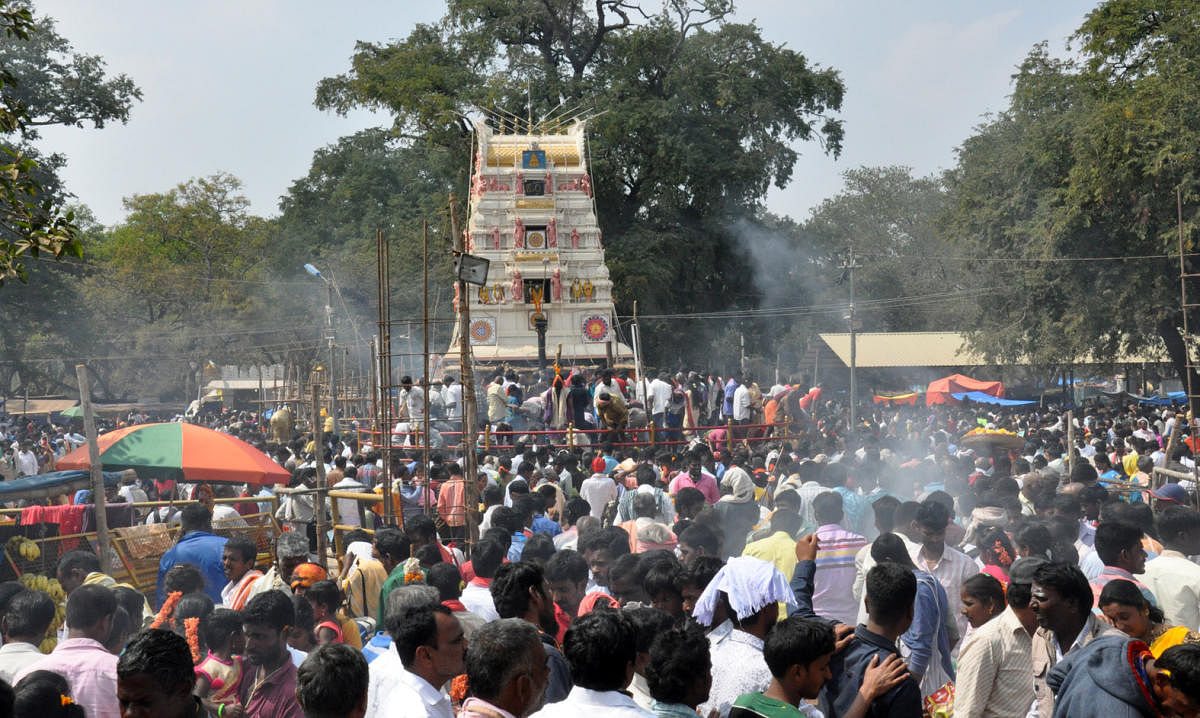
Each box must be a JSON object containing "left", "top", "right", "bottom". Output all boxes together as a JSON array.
[
  {"left": 193, "top": 608, "right": 245, "bottom": 716},
  {"left": 288, "top": 592, "right": 317, "bottom": 663},
  {"left": 307, "top": 579, "right": 362, "bottom": 649}
]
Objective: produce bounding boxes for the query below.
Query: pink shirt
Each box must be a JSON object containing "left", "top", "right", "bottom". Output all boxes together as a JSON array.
[
  {"left": 15, "top": 638, "right": 118, "bottom": 718},
  {"left": 669, "top": 470, "right": 719, "bottom": 504},
  {"left": 437, "top": 477, "right": 467, "bottom": 526}
]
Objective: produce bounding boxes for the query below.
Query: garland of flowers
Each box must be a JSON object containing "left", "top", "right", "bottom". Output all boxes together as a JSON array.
[
  {"left": 993, "top": 540, "right": 1013, "bottom": 568},
  {"left": 403, "top": 556, "right": 424, "bottom": 585},
  {"left": 184, "top": 617, "right": 202, "bottom": 664},
  {"left": 151, "top": 591, "right": 182, "bottom": 629},
  {"left": 450, "top": 674, "right": 469, "bottom": 703}
]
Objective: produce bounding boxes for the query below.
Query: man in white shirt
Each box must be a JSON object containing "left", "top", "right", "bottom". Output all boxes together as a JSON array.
[
  {"left": 442, "top": 376, "right": 463, "bottom": 425},
  {"left": 732, "top": 380, "right": 751, "bottom": 434},
  {"left": 579, "top": 457, "right": 619, "bottom": 520},
  {"left": 1141, "top": 504, "right": 1200, "bottom": 630},
  {"left": 366, "top": 586, "right": 440, "bottom": 718},
  {"left": 380, "top": 604, "right": 465, "bottom": 718},
  {"left": 403, "top": 376, "right": 426, "bottom": 424},
  {"left": 911, "top": 498, "right": 980, "bottom": 639},
  {"left": 459, "top": 537, "right": 504, "bottom": 622},
  {"left": 14, "top": 441, "right": 38, "bottom": 477},
  {"left": 0, "top": 589, "right": 56, "bottom": 683},
  {"left": 531, "top": 610, "right": 654, "bottom": 718},
  {"left": 332, "top": 467, "right": 368, "bottom": 528},
  {"left": 648, "top": 372, "right": 673, "bottom": 429}
]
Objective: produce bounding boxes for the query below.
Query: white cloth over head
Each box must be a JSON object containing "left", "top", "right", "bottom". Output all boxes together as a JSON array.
[{"left": 692, "top": 556, "right": 797, "bottom": 626}]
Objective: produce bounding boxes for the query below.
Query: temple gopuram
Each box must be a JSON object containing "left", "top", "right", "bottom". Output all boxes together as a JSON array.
[{"left": 447, "top": 118, "right": 632, "bottom": 364}]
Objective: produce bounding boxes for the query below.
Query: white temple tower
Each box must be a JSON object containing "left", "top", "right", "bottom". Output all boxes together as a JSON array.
[{"left": 446, "top": 119, "right": 632, "bottom": 364}]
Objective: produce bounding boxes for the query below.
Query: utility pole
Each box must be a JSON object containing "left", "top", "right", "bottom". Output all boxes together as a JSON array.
[
  {"left": 422, "top": 220, "right": 431, "bottom": 480},
  {"left": 843, "top": 248, "right": 860, "bottom": 435},
  {"left": 450, "top": 194, "right": 479, "bottom": 546},
  {"left": 311, "top": 376, "right": 329, "bottom": 564},
  {"left": 325, "top": 280, "right": 337, "bottom": 438}
]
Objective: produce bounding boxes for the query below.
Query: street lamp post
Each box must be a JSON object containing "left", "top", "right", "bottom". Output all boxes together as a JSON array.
[{"left": 305, "top": 264, "right": 338, "bottom": 437}]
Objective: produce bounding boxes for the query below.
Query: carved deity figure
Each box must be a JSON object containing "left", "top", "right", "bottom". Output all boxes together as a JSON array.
[
  {"left": 514, "top": 217, "right": 525, "bottom": 249},
  {"left": 570, "top": 227, "right": 580, "bottom": 249},
  {"left": 547, "top": 218, "right": 557, "bottom": 248},
  {"left": 491, "top": 226, "right": 501, "bottom": 250},
  {"left": 552, "top": 268, "right": 563, "bottom": 302},
  {"left": 516, "top": 172, "right": 524, "bottom": 195},
  {"left": 545, "top": 172, "right": 553, "bottom": 194},
  {"left": 511, "top": 270, "right": 523, "bottom": 302}
]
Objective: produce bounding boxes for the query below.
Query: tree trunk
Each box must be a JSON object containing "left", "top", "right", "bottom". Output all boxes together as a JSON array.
[{"left": 1157, "top": 317, "right": 1200, "bottom": 416}]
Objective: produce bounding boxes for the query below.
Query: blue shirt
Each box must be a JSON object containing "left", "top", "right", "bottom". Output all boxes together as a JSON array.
[
  {"left": 508, "top": 532, "right": 529, "bottom": 561},
  {"left": 157, "top": 530, "right": 228, "bottom": 607},
  {"left": 723, "top": 380, "right": 738, "bottom": 417},
  {"left": 532, "top": 514, "right": 563, "bottom": 537},
  {"left": 362, "top": 632, "right": 392, "bottom": 664}
]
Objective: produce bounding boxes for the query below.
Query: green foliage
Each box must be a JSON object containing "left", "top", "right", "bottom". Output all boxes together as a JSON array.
[
  {"left": 945, "top": 0, "right": 1200, "bottom": 385},
  {"left": 314, "top": 0, "right": 845, "bottom": 366},
  {"left": 0, "top": 2, "right": 140, "bottom": 285}
]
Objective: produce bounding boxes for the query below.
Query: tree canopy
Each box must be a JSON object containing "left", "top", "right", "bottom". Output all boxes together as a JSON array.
[
  {"left": 315, "top": 0, "right": 845, "bottom": 366},
  {"left": 0, "top": 3, "right": 140, "bottom": 284},
  {"left": 945, "top": 0, "right": 1200, "bottom": 389}
]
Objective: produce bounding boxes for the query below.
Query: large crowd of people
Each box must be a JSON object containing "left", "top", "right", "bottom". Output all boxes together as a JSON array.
[{"left": 4, "top": 370, "right": 1200, "bottom": 718}]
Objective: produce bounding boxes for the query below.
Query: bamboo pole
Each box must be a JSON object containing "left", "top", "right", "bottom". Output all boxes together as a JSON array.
[
  {"left": 312, "top": 378, "right": 329, "bottom": 565},
  {"left": 75, "top": 365, "right": 110, "bottom": 574}
]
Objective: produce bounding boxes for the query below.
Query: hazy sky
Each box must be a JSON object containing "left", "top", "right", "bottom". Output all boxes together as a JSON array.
[{"left": 34, "top": 0, "right": 1098, "bottom": 227}]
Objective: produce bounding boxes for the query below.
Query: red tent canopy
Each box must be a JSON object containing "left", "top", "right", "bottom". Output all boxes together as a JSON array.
[{"left": 925, "top": 374, "right": 1005, "bottom": 405}]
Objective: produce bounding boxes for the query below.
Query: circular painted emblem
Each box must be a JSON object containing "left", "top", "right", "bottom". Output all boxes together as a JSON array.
[
  {"left": 526, "top": 230, "right": 546, "bottom": 249},
  {"left": 470, "top": 319, "right": 494, "bottom": 343},
  {"left": 527, "top": 311, "right": 548, "bottom": 331},
  {"left": 582, "top": 314, "right": 609, "bottom": 342}
]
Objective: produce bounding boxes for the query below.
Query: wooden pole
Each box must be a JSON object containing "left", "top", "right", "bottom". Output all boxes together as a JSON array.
[
  {"left": 450, "top": 194, "right": 479, "bottom": 548},
  {"left": 75, "top": 365, "right": 110, "bottom": 575},
  {"left": 1162, "top": 414, "right": 1183, "bottom": 491},
  {"left": 422, "top": 219, "right": 431, "bottom": 486},
  {"left": 312, "top": 378, "right": 329, "bottom": 565},
  {"left": 1066, "top": 410, "right": 1076, "bottom": 480}
]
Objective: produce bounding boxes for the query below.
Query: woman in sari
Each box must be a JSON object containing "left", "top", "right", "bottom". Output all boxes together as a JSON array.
[{"left": 1099, "top": 578, "right": 1200, "bottom": 657}]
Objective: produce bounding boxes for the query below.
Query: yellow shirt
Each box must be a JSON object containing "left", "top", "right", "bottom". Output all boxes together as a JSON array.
[
  {"left": 742, "top": 531, "right": 798, "bottom": 621},
  {"left": 1122, "top": 451, "right": 1140, "bottom": 478},
  {"left": 341, "top": 557, "right": 388, "bottom": 621}
]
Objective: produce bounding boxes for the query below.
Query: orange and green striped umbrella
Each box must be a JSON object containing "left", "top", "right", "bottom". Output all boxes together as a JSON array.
[{"left": 56, "top": 422, "right": 288, "bottom": 485}]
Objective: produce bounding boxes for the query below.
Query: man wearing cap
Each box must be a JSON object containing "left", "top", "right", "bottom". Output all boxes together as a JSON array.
[
  {"left": 954, "top": 558, "right": 1041, "bottom": 718},
  {"left": 579, "top": 457, "right": 618, "bottom": 520},
  {"left": 1143, "top": 505, "right": 1200, "bottom": 630}
]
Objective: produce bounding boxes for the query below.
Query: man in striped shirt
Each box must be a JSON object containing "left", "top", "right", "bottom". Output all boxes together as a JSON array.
[{"left": 812, "top": 491, "right": 868, "bottom": 625}]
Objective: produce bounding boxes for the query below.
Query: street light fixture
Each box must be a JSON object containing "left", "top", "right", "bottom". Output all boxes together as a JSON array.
[{"left": 304, "top": 264, "right": 338, "bottom": 437}]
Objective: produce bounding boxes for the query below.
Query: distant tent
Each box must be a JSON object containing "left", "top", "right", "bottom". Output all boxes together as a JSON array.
[
  {"left": 951, "top": 391, "right": 1034, "bottom": 407},
  {"left": 926, "top": 374, "right": 1004, "bottom": 406},
  {"left": 874, "top": 392, "right": 919, "bottom": 406}
]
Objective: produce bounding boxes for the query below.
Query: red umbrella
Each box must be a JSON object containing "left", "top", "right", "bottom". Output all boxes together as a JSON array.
[{"left": 56, "top": 422, "right": 288, "bottom": 485}]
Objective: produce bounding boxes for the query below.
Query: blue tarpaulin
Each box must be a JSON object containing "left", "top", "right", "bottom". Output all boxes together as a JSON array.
[
  {"left": 0, "top": 470, "right": 123, "bottom": 500},
  {"left": 951, "top": 391, "right": 1037, "bottom": 406},
  {"left": 1133, "top": 391, "right": 1187, "bottom": 406}
]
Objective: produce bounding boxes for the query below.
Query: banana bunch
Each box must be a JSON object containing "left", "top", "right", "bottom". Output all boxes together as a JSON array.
[
  {"left": 6, "top": 536, "right": 40, "bottom": 561},
  {"left": 45, "top": 577, "right": 65, "bottom": 603},
  {"left": 18, "top": 572, "right": 51, "bottom": 592},
  {"left": 48, "top": 599, "right": 65, "bottom": 632}
]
